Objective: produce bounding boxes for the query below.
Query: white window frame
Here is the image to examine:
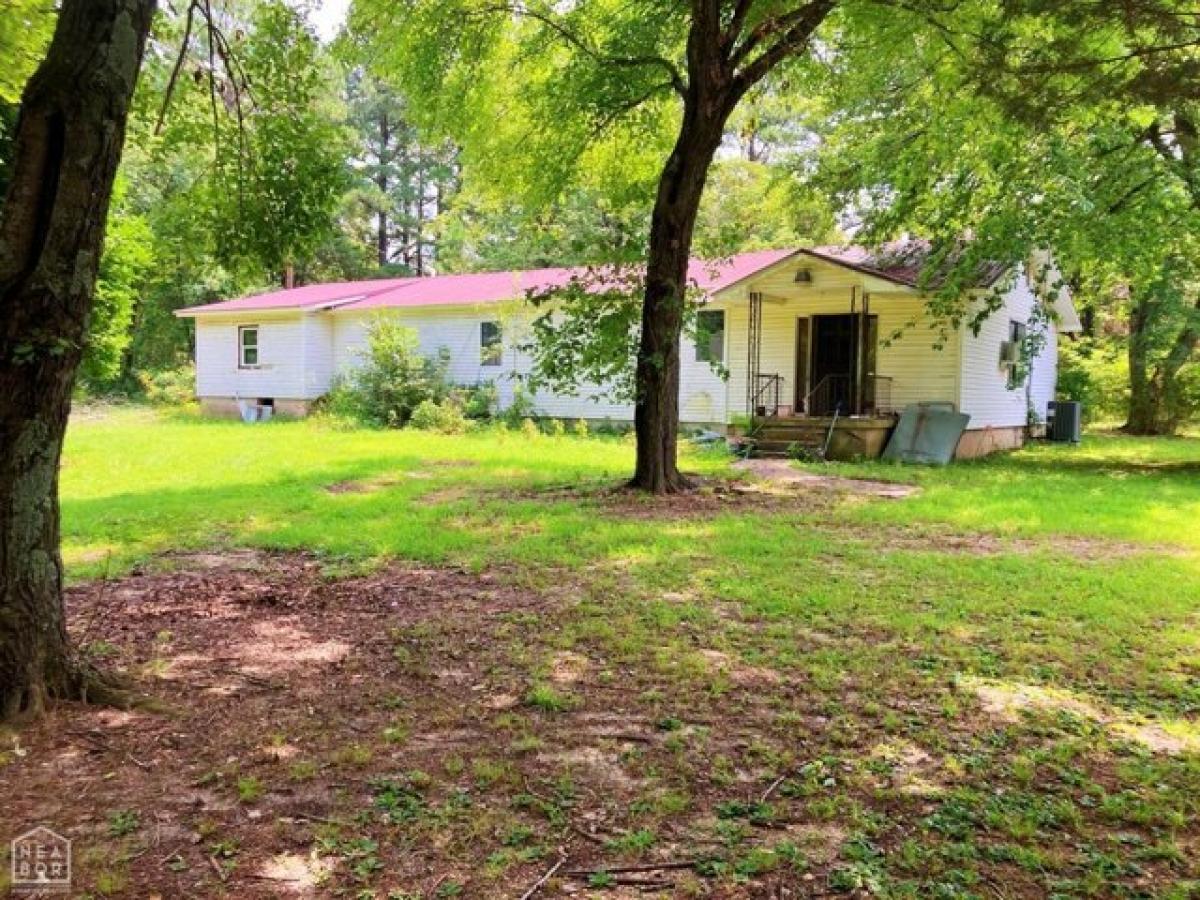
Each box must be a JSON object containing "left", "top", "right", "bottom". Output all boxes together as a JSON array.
[
  {"left": 480, "top": 320, "right": 503, "bottom": 367},
  {"left": 238, "top": 325, "right": 260, "bottom": 369}
]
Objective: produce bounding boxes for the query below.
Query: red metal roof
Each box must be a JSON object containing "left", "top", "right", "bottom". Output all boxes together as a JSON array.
[
  {"left": 175, "top": 249, "right": 798, "bottom": 316},
  {"left": 173, "top": 278, "right": 417, "bottom": 315},
  {"left": 803, "top": 242, "right": 1008, "bottom": 289}
]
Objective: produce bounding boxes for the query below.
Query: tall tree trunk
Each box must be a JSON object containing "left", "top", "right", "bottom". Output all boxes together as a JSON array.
[
  {"left": 376, "top": 112, "right": 390, "bottom": 268},
  {"left": 1159, "top": 307, "right": 1200, "bottom": 430},
  {"left": 0, "top": 0, "right": 155, "bottom": 720},
  {"left": 415, "top": 162, "right": 426, "bottom": 276},
  {"left": 1125, "top": 291, "right": 1199, "bottom": 435},
  {"left": 626, "top": 0, "right": 833, "bottom": 492},
  {"left": 632, "top": 85, "right": 731, "bottom": 492},
  {"left": 1125, "top": 293, "right": 1157, "bottom": 433}
]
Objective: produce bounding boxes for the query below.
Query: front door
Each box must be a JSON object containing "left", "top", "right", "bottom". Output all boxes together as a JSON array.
[
  {"left": 808, "top": 314, "right": 877, "bottom": 415},
  {"left": 810, "top": 314, "right": 855, "bottom": 415}
]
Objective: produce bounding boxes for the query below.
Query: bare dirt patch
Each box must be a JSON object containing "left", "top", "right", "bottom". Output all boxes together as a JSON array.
[
  {"left": 511, "top": 474, "right": 847, "bottom": 520},
  {"left": 961, "top": 676, "right": 1200, "bottom": 755},
  {"left": 323, "top": 474, "right": 401, "bottom": 494},
  {"left": 732, "top": 458, "right": 922, "bottom": 499},
  {"left": 8, "top": 553, "right": 852, "bottom": 898}
]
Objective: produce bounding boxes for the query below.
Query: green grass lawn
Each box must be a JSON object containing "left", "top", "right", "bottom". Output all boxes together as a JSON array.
[{"left": 45, "top": 406, "right": 1200, "bottom": 896}]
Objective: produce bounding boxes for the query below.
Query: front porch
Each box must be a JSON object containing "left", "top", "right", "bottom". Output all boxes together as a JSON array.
[
  {"left": 737, "top": 287, "right": 902, "bottom": 459},
  {"left": 716, "top": 253, "right": 961, "bottom": 458},
  {"left": 744, "top": 289, "right": 897, "bottom": 420}
]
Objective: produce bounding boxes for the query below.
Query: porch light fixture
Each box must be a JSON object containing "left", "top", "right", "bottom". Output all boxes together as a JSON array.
[{"left": 794, "top": 268, "right": 813, "bottom": 283}]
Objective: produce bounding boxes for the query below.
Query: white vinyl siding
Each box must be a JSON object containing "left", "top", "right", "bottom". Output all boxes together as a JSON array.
[
  {"left": 330, "top": 307, "right": 728, "bottom": 424},
  {"left": 194, "top": 312, "right": 314, "bottom": 400},
  {"left": 333, "top": 308, "right": 521, "bottom": 398},
  {"left": 958, "top": 275, "right": 1058, "bottom": 428},
  {"left": 302, "top": 314, "right": 336, "bottom": 396}
]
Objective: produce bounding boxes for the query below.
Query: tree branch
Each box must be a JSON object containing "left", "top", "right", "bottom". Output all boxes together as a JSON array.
[
  {"left": 155, "top": 0, "right": 199, "bottom": 135},
  {"left": 730, "top": 0, "right": 836, "bottom": 96},
  {"left": 479, "top": 2, "right": 687, "bottom": 97}
]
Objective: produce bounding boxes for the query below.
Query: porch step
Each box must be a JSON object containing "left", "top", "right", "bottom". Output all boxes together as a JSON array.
[
  {"left": 754, "top": 424, "right": 830, "bottom": 442},
  {"left": 743, "top": 419, "right": 834, "bottom": 458},
  {"left": 753, "top": 439, "right": 824, "bottom": 457}
]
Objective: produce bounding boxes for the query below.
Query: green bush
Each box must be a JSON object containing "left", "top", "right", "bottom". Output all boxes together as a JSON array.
[
  {"left": 520, "top": 418, "right": 539, "bottom": 439},
  {"left": 1057, "top": 339, "right": 1128, "bottom": 424},
  {"left": 457, "top": 382, "right": 499, "bottom": 420},
  {"left": 137, "top": 365, "right": 195, "bottom": 406},
  {"left": 330, "top": 318, "right": 451, "bottom": 427},
  {"left": 410, "top": 398, "right": 468, "bottom": 433},
  {"left": 572, "top": 418, "right": 589, "bottom": 437},
  {"left": 547, "top": 418, "right": 566, "bottom": 437},
  {"left": 502, "top": 385, "right": 538, "bottom": 427}
]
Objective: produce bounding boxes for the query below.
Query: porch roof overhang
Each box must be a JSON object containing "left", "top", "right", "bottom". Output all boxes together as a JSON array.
[{"left": 707, "top": 249, "right": 920, "bottom": 302}]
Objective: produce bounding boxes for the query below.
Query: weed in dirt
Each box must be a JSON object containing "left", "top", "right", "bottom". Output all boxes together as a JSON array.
[
  {"left": 524, "top": 683, "right": 576, "bottom": 713},
  {"left": 236, "top": 776, "right": 264, "bottom": 803},
  {"left": 106, "top": 809, "right": 140, "bottom": 837}
]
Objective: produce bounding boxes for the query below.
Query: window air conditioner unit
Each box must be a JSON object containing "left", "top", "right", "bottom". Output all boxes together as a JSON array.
[{"left": 999, "top": 341, "right": 1020, "bottom": 365}]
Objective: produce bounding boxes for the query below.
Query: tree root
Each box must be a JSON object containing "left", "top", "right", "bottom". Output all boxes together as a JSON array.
[
  {"left": 626, "top": 470, "right": 699, "bottom": 495},
  {"left": 75, "top": 666, "right": 137, "bottom": 711},
  {"left": 1, "top": 666, "right": 139, "bottom": 724}
]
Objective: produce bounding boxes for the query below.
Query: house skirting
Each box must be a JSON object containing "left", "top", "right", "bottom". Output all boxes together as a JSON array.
[
  {"left": 955, "top": 426, "right": 1025, "bottom": 458},
  {"left": 199, "top": 397, "right": 313, "bottom": 418}
]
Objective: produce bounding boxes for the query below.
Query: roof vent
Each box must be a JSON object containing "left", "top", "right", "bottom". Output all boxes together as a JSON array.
[{"left": 794, "top": 268, "right": 813, "bottom": 284}]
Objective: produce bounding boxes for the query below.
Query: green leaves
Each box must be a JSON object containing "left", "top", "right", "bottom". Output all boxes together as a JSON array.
[{"left": 0, "top": 0, "right": 54, "bottom": 103}]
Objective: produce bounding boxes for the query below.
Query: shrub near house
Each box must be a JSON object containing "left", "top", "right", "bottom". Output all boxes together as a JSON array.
[{"left": 326, "top": 317, "right": 494, "bottom": 431}]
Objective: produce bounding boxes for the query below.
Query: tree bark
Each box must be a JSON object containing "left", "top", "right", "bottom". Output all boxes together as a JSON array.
[
  {"left": 631, "top": 12, "right": 740, "bottom": 493},
  {"left": 628, "top": 0, "right": 834, "bottom": 492},
  {"left": 1124, "top": 290, "right": 1200, "bottom": 435},
  {"left": 376, "top": 111, "right": 390, "bottom": 268},
  {"left": 0, "top": 0, "right": 156, "bottom": 720},
  {"left": 632, "top": 108, "right": 728, "bottom": 492}
]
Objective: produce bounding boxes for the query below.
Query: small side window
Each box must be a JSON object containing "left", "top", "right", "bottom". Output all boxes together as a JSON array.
[
  {"left": 239, "top": 326, "right": 259, "bottom": 368},
  {"left": 695, "top": 309, "right": 725, "bottom": 363},
  {"left": 481, "top": 321, "right": 502, "bottom": 366}
]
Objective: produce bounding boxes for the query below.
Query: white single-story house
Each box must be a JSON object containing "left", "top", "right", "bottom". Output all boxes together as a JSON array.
[{"left": 176, "top": 243, "right": 1081, "bottom": 458}]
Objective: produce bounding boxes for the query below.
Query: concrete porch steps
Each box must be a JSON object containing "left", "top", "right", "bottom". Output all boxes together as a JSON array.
[
  {"left": 748, "top": 419, "right": 832, "bottom": 458},
  {"left": 741, "top": 415, "right": 898, "bottom": 460}
]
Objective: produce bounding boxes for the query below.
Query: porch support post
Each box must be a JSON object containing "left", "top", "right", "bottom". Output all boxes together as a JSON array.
[
  {"left": 849, "top": 287, "right": 857, "bottom": 416},
  {"left": 856, "top": 290, "right": 869, "bottom": 415},
  {"left": 862, "top": 292, "right": 871, "bottom": 413},
  {"left": 746, "top": 290, "right": 763, "bottom": 417}
]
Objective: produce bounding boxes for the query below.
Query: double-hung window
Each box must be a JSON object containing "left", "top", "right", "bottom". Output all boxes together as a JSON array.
[
  {"left": 239, "top": 326, "right": 259, "bottom": 368},
  {"left": 481, "top": 321, "right": 503, "bottom": 366}
]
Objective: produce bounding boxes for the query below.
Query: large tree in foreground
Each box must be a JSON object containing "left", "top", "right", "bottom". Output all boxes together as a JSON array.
[
  {"left": 0, "top": 0, "right": 156, "bottom": 719},
  {"left": 357, "top": 0, "right": 856, "bottom": 492}
]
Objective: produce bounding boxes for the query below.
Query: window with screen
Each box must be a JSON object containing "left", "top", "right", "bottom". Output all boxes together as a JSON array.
[
  {"left": 481, "top": 321, "right": 503, "bottom": 366},
  {"left": 695, "top": 309, "right": 725, "bottom": 363}
]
